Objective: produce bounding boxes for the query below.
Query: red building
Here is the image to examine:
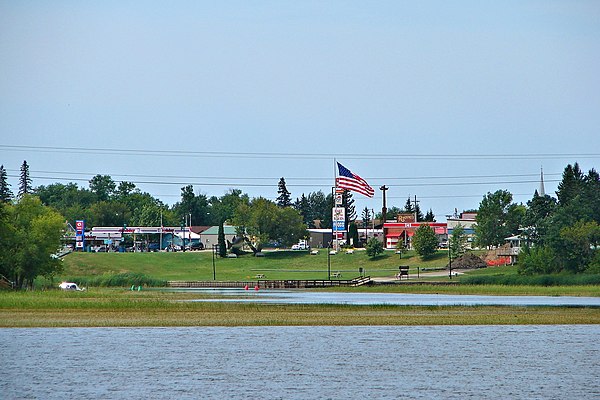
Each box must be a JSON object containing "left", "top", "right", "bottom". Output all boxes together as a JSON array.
[{"left": 383, "top": 214, "right": 447, "bottom": 249}]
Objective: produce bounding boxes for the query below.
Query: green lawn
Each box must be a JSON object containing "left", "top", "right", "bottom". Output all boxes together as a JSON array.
[{"left": 60, "top": 249, "right": 454, "bottom": 281}]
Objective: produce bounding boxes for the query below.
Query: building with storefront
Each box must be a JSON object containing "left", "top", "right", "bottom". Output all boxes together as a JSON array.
[{"left": 383, "top": 214, "right": 447, "bottom": 249}]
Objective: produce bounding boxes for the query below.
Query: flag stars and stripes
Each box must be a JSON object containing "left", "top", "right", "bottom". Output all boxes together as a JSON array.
[{"left": 335, "top": 162, "right": 374, "bottom": 198}]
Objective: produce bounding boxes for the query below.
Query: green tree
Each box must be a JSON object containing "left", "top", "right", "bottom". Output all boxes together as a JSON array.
[
  {"left": 276, "top": 177, "right": 292, "bottom": 208},
  {"left": 218, "top": 222, "right": 227, "bottom": 257},
  {"left": 395, "top": 239, "right": 407, "bottom": 258},
  {"left": 348, "top": 222, "right": 359, "bottom": 247},
  {"left": 424, "top": 208, "right": 436, "bottom": 222},
  {"left": 115, "top": 181, "right": 138, "bottom": 198},
  {"left": 294, "top": 193, "right": 311, "bottom": 226},
  {"left": 361, "top": 207, "right": 371, "bottom": 240},
  {"left": 89, "top": 174, "right": 116, "bottom": 202},
  {"left": 559, "top": 220, "right": 600, "bottom": 273},
  {"left": 449, "top": 223, "right": 467, "bottom": 259},
  {"left": 342, "top": 190, "right": 356, "bottom": 226},
  {"left": 365, "top": 237, "right": 384, "bottom": 258},
  {"left": 522, "top": 191, "right": 557, "bottom": 244},
  {"left": 0, "top": 165, "right": 13, "bottom": 203},
  {"left": 4, "top": 195, "right": 65, "bottom": 289},
  {"left": 209, "top": 189, "right": 249, "bottom": 225},
  {"left": 556, "top": 163, "right": 584, "bottom": 206},
  {"left": 412, "top": 224, "right": 438, "bottom": 260},
  {"left": 232, "top": 197, "right": 306, "bottom": 252},
  {"left": 518, "top": 245, "right": 558, "bottom": 275},
  {"left": 403, "top": 197, "right": 414, "bottom": 214},
  {"left": 173, "top": 185, "right": 210, "bottom": 226},
  {"left": 18, "top": 160, "right": 32, "bottom": 198},
  {"left": 475, "top": 190, "right": 522, "bottom": 248}
]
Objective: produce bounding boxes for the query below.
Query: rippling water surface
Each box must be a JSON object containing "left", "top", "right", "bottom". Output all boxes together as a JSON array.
[{"left": 2, "top": 325, "right": 599, "bottom": 399}]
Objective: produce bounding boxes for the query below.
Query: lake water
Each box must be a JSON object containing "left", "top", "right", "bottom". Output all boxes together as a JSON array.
[
  {"left": 178, "top": 288, "right": 600, "bottom": 307},
  {"left": 2, "top": 325, "right": 599, "bottom": 399}
]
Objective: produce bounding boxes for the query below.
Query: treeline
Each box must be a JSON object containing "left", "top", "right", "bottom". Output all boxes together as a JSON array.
[{"left": 474, "top": 162, "right": 600, "bottom": 274}]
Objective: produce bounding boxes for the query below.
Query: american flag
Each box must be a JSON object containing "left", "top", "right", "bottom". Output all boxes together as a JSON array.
[{"left": 335, "top": 162, "right": 374, "bottom": 198}]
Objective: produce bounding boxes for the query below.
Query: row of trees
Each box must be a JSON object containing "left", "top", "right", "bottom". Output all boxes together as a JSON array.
[{"left": 405, "top": 162, "right": 600, "bottom": 276}]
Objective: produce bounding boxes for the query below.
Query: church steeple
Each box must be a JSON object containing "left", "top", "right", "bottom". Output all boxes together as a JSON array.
[{"left": 539, "top": 166, "right": 545, "bottom": 196}]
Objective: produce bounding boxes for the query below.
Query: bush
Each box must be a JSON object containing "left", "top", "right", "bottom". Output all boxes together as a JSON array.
[{"left": 461, "top": 274, "right": 600, "bottom": 286}]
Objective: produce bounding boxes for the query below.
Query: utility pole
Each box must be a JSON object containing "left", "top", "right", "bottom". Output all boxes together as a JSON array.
[
  {"left": 413, "top": 194, "right": 420, "bottom": 222},
  {"left": 380, "top": 185, "right": 388, "bottom": 248}
]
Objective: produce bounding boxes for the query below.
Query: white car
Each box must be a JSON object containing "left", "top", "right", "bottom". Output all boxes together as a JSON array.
[{"left": 59, "top": 282, "right": 85, "bottom": 291}]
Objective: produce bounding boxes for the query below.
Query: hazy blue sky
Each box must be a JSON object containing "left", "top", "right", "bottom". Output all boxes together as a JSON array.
[{"left": 1, "top": 1, "right": 599, "bottom": 219}]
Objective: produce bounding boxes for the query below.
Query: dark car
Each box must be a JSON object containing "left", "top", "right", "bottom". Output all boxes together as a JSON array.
[{"left": 189, "top": 242, "right": 204, "bottom": 251}]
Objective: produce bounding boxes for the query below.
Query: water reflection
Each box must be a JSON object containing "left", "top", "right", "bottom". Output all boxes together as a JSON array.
[{"left": 178, "top": 288, "right": 600, "bottom": 307}]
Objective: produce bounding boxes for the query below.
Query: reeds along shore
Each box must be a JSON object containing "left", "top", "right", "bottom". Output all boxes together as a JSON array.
[{"left": 1, "top": 289, "right": 599, "bottom": 327}]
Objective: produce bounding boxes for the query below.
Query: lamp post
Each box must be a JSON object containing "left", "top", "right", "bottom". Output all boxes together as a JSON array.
[
  {"left": 212, "top": 244, "right": 216, "bottom": 280},
  {"left": 446, "top": 214, "right": 452, "bottom": 280}
]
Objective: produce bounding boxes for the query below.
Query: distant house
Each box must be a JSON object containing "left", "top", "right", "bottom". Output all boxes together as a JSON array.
[
  {"left": 446, "top": 212, "right": 478, "bottom": 248},
  {"left": 199, "top": 225, "right": 238, "bottom": 249}
]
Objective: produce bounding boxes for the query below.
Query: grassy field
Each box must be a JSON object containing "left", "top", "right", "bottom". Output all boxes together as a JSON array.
[
  {"left": 4, "top": 251, "right": 599, "bottom": 327},
  {"left": 2, "top": 289, "right": 599, "bottom": 327},
  {"left": 59, "top": 248, "right": 456, "bottom": 282}
]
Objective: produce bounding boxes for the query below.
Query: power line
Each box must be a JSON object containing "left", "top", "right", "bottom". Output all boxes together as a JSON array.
[
  {"left": 2, "top": 144, "right": 599, "bottom": 160},
  {"left": 5, "top": 168, "right": 561, "bottom": 182}
]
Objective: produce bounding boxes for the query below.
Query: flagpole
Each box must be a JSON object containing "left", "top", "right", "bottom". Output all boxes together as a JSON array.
[{"left": 333, "top": 158, "right": 338, "bottom": 253}]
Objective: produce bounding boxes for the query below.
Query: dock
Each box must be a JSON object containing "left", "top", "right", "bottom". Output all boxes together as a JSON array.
[{"left": 167, "top": 276, "right": 371, "bottom": 289}]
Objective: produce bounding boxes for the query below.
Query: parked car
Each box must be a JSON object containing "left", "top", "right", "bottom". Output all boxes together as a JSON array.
[{"left": 189, "top": 242, "right": 204, "bottom": 251}]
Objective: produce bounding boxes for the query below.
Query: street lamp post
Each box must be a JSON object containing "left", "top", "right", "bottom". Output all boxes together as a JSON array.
[
  {"left": 446, "top": 215, "right": 452, "bottom": 280},
  {"left": 212, "top": 244, "right": 216, "bottom": 280}
]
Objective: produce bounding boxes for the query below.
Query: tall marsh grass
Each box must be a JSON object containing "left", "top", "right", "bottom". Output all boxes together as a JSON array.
[
  {"left": 64, "top": 272, "right": 167, "bottom": 288},
  {"left": 461, "top": 274, "right": 600, "bottom": 286}
]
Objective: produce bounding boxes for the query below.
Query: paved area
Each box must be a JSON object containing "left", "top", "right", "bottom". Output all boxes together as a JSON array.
[{"left": 371, "top": 269, "right": 467, "bottom": 283}]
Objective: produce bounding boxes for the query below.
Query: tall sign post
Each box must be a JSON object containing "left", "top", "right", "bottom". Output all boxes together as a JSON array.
[{"left": 75, "top": 220, "right": 85, "bottom": 251}]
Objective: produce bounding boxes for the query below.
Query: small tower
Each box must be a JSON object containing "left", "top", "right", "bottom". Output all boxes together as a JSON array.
[{"left": 539, "top": 167, "right": 546, "bottom": 196}]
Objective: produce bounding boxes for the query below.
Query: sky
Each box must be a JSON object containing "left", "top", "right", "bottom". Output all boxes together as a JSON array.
[{"left": 1, "top": 1, "right": 599, "bottom": 220}]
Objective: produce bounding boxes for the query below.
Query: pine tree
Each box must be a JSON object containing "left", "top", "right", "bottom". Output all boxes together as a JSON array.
[
  {"left": 0, "top": 165, "right": 13, "bottom": 203},
  {"left": 18, "top": 160, "right": 32, "bottom": 197},
  {"left": 276, "top": 177, "right": 292, "bottom": 207},
  {"left": 415, "top": 202, "right": 424, "bottom": 221},
  {"left": 342, "top": 190, "right": 356, "bottom": 226},
  {"left": 557, "top": 163, "right": 584, "bottom": 206},
  {"left": 403, "top": 196, "right": 414, "bottom": 214},
  {"left": 424, "top": 208, "right": 436, "bottom": 222},
  {"left": 361, "top": 207, "right": 371, "bottom": 240},
  {"left": 218, "top": 221, "right": 227, "bottom": 257}
]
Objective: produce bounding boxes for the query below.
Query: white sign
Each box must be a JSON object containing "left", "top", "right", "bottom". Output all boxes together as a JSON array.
[{"left": 335, "top": 193, "right": 343, "bottom": 206}]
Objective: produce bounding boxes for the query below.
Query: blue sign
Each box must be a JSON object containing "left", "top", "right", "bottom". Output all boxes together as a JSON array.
[{"left": 333, "top": 220, "right": 345, "bottom": 231}]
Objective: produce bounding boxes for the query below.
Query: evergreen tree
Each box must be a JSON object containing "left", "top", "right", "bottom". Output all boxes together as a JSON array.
[
  {"left": 342, "top": 190, "right": 356, "bottom": 225},
  {"left": 414, "top": 202, "right": 424, "bottom": 221},
  {"left": 0, "top": 165, "right": 12, "bottom": 203},
  {"left": 18, "top": 160, "right": 32, "bottom": 198},
  {"left": 218, "top": 222, "right": 227, "bottom": 257},
  {"left": 424, "top": 208, "right": 436, "bottom": 222},
  {"left": 403, "top": 196, "right": 414, "bottom": 214},
  {"left": 362, "top": 207, "right": 371, "bottom": 233},
  {"left": 276, "top": 177, "right": 292, "bottom": 207},
  {"left": 348, "top": 222, "right": 359, "bottom": 247},
  {"left": 556, "top": 163, "right": 584, "bottom": 206},
  {"left": 294, "top": 194, "right": 311, "bottom": 226}
]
